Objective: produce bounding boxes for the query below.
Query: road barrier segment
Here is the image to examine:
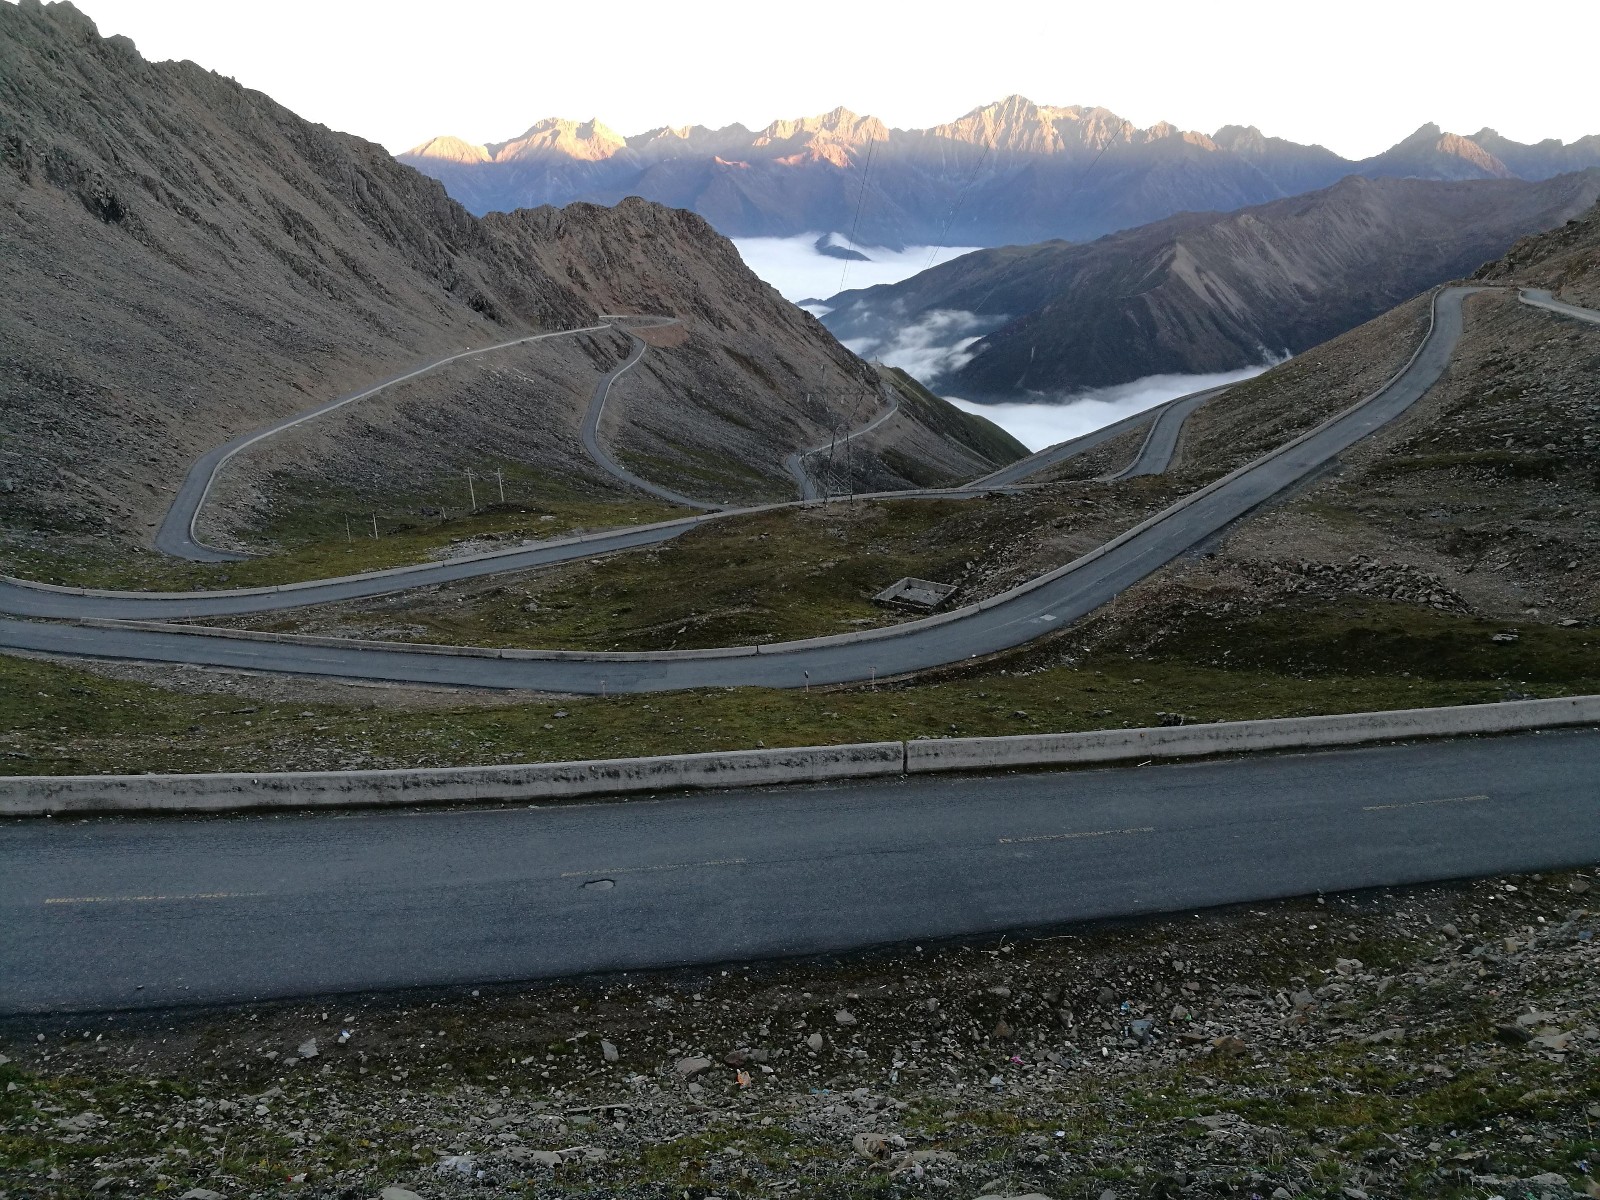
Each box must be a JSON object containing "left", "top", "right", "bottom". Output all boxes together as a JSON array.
[{"left": 4, "top": 695, "right": 1593, "bottom": 817}]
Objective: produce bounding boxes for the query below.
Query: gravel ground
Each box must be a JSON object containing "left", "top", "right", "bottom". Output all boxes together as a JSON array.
[{"left": 4, "top": 868, "right": 1597, "bottom": 1199}]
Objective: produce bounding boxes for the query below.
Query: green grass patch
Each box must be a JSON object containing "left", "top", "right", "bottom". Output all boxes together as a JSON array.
[
  {"left": 3, "top": 598, "right": 1594, "bottom": 776},
  {"left": 275, "top": 498, "right": 982, "bottom": 651},
  {"left": 1, "top": 464, "right": 689, "bottom": 593}
]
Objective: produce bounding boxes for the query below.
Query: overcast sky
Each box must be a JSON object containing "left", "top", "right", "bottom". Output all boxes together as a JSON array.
[{"left": 76, "top": 0, "right": 1600, "bottom": 159}]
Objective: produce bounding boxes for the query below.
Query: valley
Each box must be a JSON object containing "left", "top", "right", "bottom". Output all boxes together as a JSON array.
[{"left": 2, "top": 2, "right": 1599, "bottom": 1198}]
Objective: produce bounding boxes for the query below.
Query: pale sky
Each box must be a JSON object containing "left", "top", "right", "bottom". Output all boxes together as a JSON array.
[{"left": 74, "top": 0, "right": 1600, "bottom": 159}]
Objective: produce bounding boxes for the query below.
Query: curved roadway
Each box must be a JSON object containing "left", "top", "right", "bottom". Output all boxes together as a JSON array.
[
  {"left": 967, "top": 401, "right": 1173, "bottom": 488},
  {"left": 3, "top": 286, "right": 1585, "bottom": 695},
  {"left": 782, "top": 395, "right": 901, "bottom": 500},
  {"left": 2, "top": 727, "right": 1594, "bottom": 1013},
  {"left": 156, "top": 324, "right": 608, "bottom": 561},
  {"left": 0, "top": 287, "right": 1484, "bottom": 693},
  {"left": 1099, "top": 384, "right": 1231, "bottom": 480},
  {"left": 578, "top": 319, "right": 726, "bottom": 512},
  {"left": 1520, "top": 287, "right": 1600, "bottom": 326}
]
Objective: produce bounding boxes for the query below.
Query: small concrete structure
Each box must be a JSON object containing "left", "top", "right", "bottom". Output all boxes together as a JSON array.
[{"left": 873, "top": 577, "right": 957, "bottom": 609}]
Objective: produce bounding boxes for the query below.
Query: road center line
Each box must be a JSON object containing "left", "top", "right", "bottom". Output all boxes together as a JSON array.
[
  {"left": 44, "top": 892, "right": 266, "bottom": 905},
  {"left": 999, "top": 826, "right": 1154, "bottom": 845},
  {"left": 1362, "top": 794, "right": 1490, "bottom": 812},
  {"left": 559, "top": 858, "right": 747, "bottom": 879}
]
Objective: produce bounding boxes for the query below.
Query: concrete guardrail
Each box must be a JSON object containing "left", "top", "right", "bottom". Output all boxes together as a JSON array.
[{"left": 3, "top": 695, "right": 1593, "bottom": 817}]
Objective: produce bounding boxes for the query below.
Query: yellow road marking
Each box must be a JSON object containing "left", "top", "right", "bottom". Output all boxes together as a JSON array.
[
  {"left": 1362, "top": 793, "right": 1489, "bottom": 812},
  {"left": 560, "top": 857, "right": 747, "bottom": 879},
  {"left": 999, "top": 826, "right": 1154, "bottom": 845},
  {"left": 44, "top": 892, "right": 264, "bottom": 905}
]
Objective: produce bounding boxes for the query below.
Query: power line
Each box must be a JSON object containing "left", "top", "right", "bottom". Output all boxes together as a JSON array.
[
  {"left": 923, "top": 137, "right": 993, "bottom": 271},
  {"left": 836, "top": 132, "right": 878, "bottom": 296},
  {"left": 968, "top": 130, "right": 1121, "bottom": 318}
]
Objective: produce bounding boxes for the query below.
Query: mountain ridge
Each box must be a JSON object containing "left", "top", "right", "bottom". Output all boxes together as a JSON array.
[
  {"left": 0, "top": 0, "right": 1020, "bottom": 555},
  {"left": 820, "top": 169, "right": 1600, "bottom": 397},
  {"left": 401, "top": 96, "right": 1600, "bottom": 245}
]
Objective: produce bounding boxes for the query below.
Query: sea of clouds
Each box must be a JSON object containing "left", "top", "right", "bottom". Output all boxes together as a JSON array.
[
  {"left": 945, "top": 366, "right": 1272, "bottom": 452},
  {"left": 731, "top": 233, "right": 981, "bottom": 307},
  {"left": 731, "top": 233, "right": 1276, "bottom": 453}
]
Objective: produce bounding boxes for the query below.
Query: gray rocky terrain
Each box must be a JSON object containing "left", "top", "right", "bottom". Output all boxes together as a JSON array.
[
  {"left": 3, "top": 867, "right": 1595, "bottom": 1198},
  {"left": 0, "top": 0, "right": 1020, "bottom": 562},
  {"left": 822, "top": 171, "right": 1600, "bottom": 396}
]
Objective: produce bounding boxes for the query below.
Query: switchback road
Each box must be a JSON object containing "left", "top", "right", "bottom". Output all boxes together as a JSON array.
[
  {"left": 2, "top": 728, "right": 1593, "bottom": 1014},
  {"left": 783, "top": 395, "right": 901, "bottom": 500},
  {"left": 577, "top": 319, "right": 726, "bottom": 512},
  {"left": 0, "top": 288, "right": 1483, "bottom": 692},
  {"left": 4, "top": 286, "right": 1589, "bottom": 696},
  {"left": 154, "top": 324, "right": 609, "bottom": 562},
  {"left": 1521, "top": 287, "right": 1600, "bottom": 326},
  {"left": 1100, "top": 385, "right": 1231, "bottom": 480}
]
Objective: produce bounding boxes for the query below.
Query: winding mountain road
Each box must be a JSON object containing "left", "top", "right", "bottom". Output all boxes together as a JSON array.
[
  {"left": 3, "top": 285, "right": 1587, "bottom": 697},
  {"left": 966, "top": 399, "right": 1179, "bottom": 488},
  {"left": 5, "top": 286, "right": 1596, "bottom": 1014},
  {"left": 578, "top": 319, "right": 727, "bottom": 512},
  {"left": 3, "top": 727, "right": 1594, "bottom": 1014},
  {"left": 1520, "top": 287, "right": 1600, "bottom": 326},
  {"left": 1099, "top": 384, "right": 1231, "bottom": 480},
  {"left": 783, "top": 395, "right": 901, "bottom": 500},
  {"left": 155, "top": 324, "right": 609, "bottom": 562}
]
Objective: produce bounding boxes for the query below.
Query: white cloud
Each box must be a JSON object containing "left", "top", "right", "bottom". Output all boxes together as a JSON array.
[
  {"left": 842, "top": 310, "right": 999, "bottom": 380},
  {"left": 731, "top": 235, "right": 982, "bottom": 303},
  {"left": 947, "top": 365, "right": 1274, "bottom": 452}
]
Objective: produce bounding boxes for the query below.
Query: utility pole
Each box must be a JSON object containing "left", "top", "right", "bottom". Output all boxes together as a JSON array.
[
  {"left": 493, "top": 469, "right": 506, "bottom": 504},
  {"left": 465, "top": 469, "right": 478, "bottom": 513}
]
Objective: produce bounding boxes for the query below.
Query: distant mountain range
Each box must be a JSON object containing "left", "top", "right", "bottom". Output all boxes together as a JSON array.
[
  {"left": 820, "top": 170, "right": 1600, "bottom": 397},
  {"left": 400, "top": 96, "right": 1600, "bottom": 246}
]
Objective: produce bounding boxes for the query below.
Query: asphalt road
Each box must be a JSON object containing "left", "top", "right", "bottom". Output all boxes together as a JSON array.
[
  {"left": 1101, "top": 385, "right": 1230, "bottom": 480},
  {"left": 0, "top": 288, "right": 1481, "bottom": 692},
  {"left": 577, "top": 320, "right": 725, "bottom": 512},
  {"left": 153, "top": 324, "right": 609, "bottom": 563},
  {"left": 783, "top": 396, "right": 901, "bottom": 500},
  {"left": 966, "top": 400, "right": 1177, "bottom": 488},
  {"left": 1521, "top": 287, "right": 1600, "bottom": 326},
  {"left": 3, "top": 728, "right": 1594, "bottom": 1014}
]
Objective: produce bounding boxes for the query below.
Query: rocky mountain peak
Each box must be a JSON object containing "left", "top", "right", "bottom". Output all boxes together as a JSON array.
[
  {"left": 1397, "top": 121, "right": 1446, "bottom": 145},
  {"left": 755, "top": 106, "right": 887, "bottom": 146},
  {"left": 489, "top": 117, "right": 627, "bottom": 162},
  {"left": 403, "top": 134, "right": 490, "bottom": 164}
]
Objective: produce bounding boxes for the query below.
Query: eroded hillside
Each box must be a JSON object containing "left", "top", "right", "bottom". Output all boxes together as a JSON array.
[
  {"left": 0, "top": 0, "right": 1020, "bottom": 566},
  {"left": 824, "top": 172, "right": 1600, "bottom": 396}
]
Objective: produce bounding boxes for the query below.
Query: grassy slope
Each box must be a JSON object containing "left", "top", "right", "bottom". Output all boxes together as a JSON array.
[
  {"left": 4, "top": 598, "right": 1594, "bottom": 777},
  {"left": 1, "top": 475, "right": 689, "bottom": 592},
  {"left": 878, "top": 366, "right": 1030, "bottom": 465}
]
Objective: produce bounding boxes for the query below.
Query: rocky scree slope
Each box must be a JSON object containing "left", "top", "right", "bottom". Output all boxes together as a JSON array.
[
  {"left": 0, "top": 1, "right": 1014, "bottom": 557},
  {"left": 1073, "top": 196, "right": 1600, "bottom": 695},
  {"left": 401, "top": 94, "right": 1600, "bottom": 246},
  {"left": 823, "top": 171, "right": 1600, "bottom": 397}
]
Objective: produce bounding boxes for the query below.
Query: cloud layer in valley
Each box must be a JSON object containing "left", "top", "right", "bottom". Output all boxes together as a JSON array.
[
  {"left": 840, "top": 309, "right": 1001, "bottom": 381},
  {"left": 732, "top": 235, "right": 981, "bottom": 305},
  {"left": 947, "top": 366, "right": 1274, "bottom": 452}
]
